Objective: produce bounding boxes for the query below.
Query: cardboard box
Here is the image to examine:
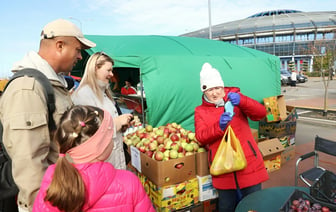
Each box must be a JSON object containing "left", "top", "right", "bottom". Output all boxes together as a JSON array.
[
  {"left": 258, "top": 138, "right": 285, "bottom": 173},
  {"left": 259, "top": 105, "right": 297, "bottom": 138},
  {"left": 149, "top": 177, "right": 199, "bottom": 212},
  {"left": 175, "top": 202, "right": 203, "bottom": 212},
  {"left": 202, "top": 198, "right": 218, "bottom": 212},
  {"left": 281, "top": 145, "right": 296, "bottom": 165},
  {"left": 137, "top": 149, "right": 196, "bottom": 186},
  {"left": 196, "top": 152, "right": 210, "bottom": 177},
  {"left": 197, "top": 175, "right": 218, "bottom": 202},
  {"left": 263, "top": 95, "right": 286, "bottom": 122},
  {"left": 278, "top": 134, "right": 296, "bottom": 148}
]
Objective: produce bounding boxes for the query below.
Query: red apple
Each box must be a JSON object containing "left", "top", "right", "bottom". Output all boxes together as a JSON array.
[
  {"left": 138, "top": 146, "right": 146, "bottom": 153},
  {"left": 154, "top": 151, "right": 164, "bottom": 161},
  {"left": 148, "top": 142, "right": 158, "bottom": 151},
  {"left": 145, "top": 150, "right": 154, "bottom": 158},
  {"left": 170, "top": 133, "right": 180, "bottom": 142},
  {"left": 157, "top": 136, "right": 165, "bottom": 145}
]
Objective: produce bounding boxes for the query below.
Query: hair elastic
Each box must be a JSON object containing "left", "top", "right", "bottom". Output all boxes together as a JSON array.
[
  {"left": 59, "top": 153, "right": 65, "bottom": 157},
  {"left": 79, "top": 121, "right": 86, "bottom": 127}
]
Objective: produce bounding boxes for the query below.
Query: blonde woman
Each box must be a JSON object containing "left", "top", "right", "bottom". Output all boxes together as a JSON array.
[{"left": 72, "top": 52, "right": 133, "bottom": 170}]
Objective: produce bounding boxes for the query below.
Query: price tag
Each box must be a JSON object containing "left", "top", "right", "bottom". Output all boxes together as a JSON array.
[{"left": 130, "top": 146, "right": 141, "bottom": 172}]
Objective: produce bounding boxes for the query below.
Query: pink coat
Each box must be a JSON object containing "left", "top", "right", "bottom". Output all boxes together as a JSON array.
[
  {"left": 194, "top": 87, "right": 269, "bottom": 190},
  {"left": 33, "top": 162, "right": 155, "bottom": 212}
]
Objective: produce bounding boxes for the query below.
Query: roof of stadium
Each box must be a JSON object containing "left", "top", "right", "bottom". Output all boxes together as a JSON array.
[{"left": 181, "top": 10, "right": 336, "bottom": 39}]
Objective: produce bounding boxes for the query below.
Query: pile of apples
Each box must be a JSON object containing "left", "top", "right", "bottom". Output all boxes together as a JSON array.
[
  {"left": 289, "top": 198, "right": 330, "bottom": 212},
  {"left": 123, "top": 122, "right": 206, "bottom": 161}
]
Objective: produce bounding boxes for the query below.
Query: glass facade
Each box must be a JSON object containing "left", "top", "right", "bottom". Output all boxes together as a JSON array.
[{"left": 181, "top": 10, "right": 336, "bottom": 72}]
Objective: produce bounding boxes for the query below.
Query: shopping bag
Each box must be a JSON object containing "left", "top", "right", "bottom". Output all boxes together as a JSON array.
[{"left": 210, "top": 125, "right": 247, "bottom": 176}]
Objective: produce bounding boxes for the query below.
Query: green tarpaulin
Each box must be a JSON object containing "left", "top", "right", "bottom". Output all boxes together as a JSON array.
[{"left": 83, "top": 35, "right": 281, "bottom": 131}]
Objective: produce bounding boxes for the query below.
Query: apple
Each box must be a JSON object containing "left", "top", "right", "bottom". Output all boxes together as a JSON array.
[
  {"left": 184, "top": 143, "right": 194, "bottom": 152},
  {"left": 157, "top": 145, "right": 166, "bottom": 153},
  {"left": 192, "top": 142, "right": 199, "bottom": 152},
  {"left": 138, "top": 146, "right": 146, "bottom": 153},
  {"left": 148, "top": 142, "right": 158, "bottom": 151},
  {"left": 175, "top": 163, "right": 184, "bottom": 169},
  {"left": 188, "top": 132, "right": 196, "bottom": 141},
  {"left": 145, "top": 124, "right": 153, "bottom": 132},
  {"left": 164, "top": 139, "right": 173, "bottom": 150},
  {"left": 142, "top": 138, "right": 151, "bottom": 146},
  {"left": 171, "top": 122, "right": 178, "bottom": 128},
  {"left": 157, "top": 136, "right": 165, "bottom": 145},
  {"left": 155, "top": 129, "right": 164, "bottom": 136},
  {"left": 169, "top": 149, "right": 178, "bottom": 159},
  {"left": 154, "top": 151, "right": 164, "bottom": 161},
  {"left": 170, "top": 133, "right": 180, "bottom": 142},
  {"left": 170, "top": 142, "right": 180, "bottom": 151},
  {"left": 139, "top": 132, "right": 148, "bottom": 139},
  {"left": 131, "top": 136, "right": 141, "bottom": 146},
  {"left": 145, "top": 150, "right": 154, "bottom": 158},
  {"left": 164, "top": 150, "right": 170, "bottom": 158},
  {"left": 185, "top": 152, "right": 194, "bottom": 156},
  {"left": 124, "top": 139, "right": 133, "bottom": 146},
  {"left": 136, "top": 128, "right": 146, "bottom": 137},
  {"left": 197, "top": 147, "right": 206, "bottom": 152},
  {"left": 178, "top": 152, "right": 185, "bottom": 158}
]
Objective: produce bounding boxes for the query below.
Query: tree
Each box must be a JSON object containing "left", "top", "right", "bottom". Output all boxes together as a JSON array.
[{"left": 311, "top": 37, "right": 336, "bottom": 116}]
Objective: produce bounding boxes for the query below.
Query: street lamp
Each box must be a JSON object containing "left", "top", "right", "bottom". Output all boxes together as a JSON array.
[{"left": 208, "top": 0, "right": 212, "bottom": 39}]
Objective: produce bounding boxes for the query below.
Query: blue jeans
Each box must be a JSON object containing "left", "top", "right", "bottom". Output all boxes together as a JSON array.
[{"left": 217, "top": 183, "right": 261, "bottom": 212}]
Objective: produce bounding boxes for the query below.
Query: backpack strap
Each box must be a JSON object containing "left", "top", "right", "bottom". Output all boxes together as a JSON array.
[{"left": 4, "top": 68, "right": 56, "bottom": 131}]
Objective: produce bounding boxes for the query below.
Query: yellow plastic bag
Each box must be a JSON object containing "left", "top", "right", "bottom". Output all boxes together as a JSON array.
[{"left": 210, "top": 125, "right": 247, "bottom": 176}]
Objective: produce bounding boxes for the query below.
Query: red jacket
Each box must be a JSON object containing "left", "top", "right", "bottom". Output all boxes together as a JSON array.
[{"left": 194, "top": 87, "right": 269, "bottom": 190}]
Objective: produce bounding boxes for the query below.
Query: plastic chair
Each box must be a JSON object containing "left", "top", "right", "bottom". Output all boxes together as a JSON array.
[{"left": 295, "top": 135, "right": 336, "bottom": 186}]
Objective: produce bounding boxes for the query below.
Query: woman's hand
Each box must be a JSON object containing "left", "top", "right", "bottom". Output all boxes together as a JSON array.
[{"left": 114, "top": 114, "right": 134, "bottom": 132}]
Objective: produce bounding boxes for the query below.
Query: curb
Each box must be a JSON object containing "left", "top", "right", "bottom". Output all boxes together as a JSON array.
[{"left": 298, "top": 116, "right": 336, "bottom": 127}]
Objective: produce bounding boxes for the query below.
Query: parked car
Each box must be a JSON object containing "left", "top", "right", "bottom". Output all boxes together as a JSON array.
[
  {"left": 297, "top": 73, "right": 308, "bottom": 83},
  {"left": 280, "top": 69, "right": 291, "bottom": 85}
]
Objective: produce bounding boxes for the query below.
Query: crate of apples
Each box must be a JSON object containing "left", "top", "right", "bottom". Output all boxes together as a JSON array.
[{"left": 123, "top": 122, "right": 206, "bottom": 161}]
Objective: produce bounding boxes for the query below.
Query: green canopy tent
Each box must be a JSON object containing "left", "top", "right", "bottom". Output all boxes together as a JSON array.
[{"left": 80, "top": 35, "right": 280, "bottom": 131}]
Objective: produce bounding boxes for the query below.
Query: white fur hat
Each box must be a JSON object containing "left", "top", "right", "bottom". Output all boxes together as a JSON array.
[{"left": 200, "top": 62, "right": 224, "bottom": 92}]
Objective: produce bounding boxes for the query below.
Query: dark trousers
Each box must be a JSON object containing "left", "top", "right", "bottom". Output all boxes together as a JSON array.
[
  {"left": 290, "top": 79, "right": 296, "bottom": 87},
  {"left": 0, "top": 197, "right": 18, "bottom": 212},
  {"left": 217, "top": 183, "right": 261, "bottom": 212}
]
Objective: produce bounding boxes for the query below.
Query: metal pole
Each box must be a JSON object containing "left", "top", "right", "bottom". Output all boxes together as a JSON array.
[{"left": 208, "top": 0, "right": 212, "bottom": 39}]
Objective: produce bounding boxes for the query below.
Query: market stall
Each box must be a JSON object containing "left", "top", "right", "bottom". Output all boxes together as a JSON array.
[{"left": 76, "top": 35, "right": 281, "bottom": 131}]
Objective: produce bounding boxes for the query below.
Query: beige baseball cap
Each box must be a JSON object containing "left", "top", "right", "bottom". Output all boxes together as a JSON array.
[{"left": 41, "top": 19, "right": 96, "bottom": 49}]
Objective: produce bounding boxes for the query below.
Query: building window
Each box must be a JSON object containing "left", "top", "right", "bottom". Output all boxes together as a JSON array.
[
  {"left": 316, "top": 33, "right": 323, "bottom": 40},
  {"left": 256, "top": 36, "right": 273, "bottom": 44},
  {"left": 295, "top": 33, "right": 309, "bottom": 41},
  {"left": 275, "top": 34, "right": 293, "bottom": 43},
  {"left": 325, "top": 32, "right": 334, "bottom": 40},
  {"left": 238, "top": 38, "right": 254, "bottom": 45}
]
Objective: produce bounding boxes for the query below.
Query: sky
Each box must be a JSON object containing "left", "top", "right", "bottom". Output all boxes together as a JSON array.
[{"left": 0, "top": 0, "right": 334, "bottom": 78}]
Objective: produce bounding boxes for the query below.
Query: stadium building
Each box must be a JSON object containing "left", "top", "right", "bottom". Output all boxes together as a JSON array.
[{"left": 181, "top": 10, "right": 336, "bottom": 72}]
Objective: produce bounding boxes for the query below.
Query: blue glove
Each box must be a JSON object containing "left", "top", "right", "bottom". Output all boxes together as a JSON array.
[
  {"left": 228, "top": 92, "right": 240, "bottom": 106},
  {"left": 219, "top": 112, "right": 232, "bottom": 130}
]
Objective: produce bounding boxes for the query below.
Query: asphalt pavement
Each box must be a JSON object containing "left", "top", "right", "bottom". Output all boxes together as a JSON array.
[
  {"left": 283, "top": 77, "right": 336, "bottom": 110},
  {"left": 280, "top": 77, "right": 336, "bottom": 145}
]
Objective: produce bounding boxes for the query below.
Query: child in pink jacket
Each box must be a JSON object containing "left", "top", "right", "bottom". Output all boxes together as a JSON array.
[{"left": 33, "top": 105, "right": 155, "bottom": 212}]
